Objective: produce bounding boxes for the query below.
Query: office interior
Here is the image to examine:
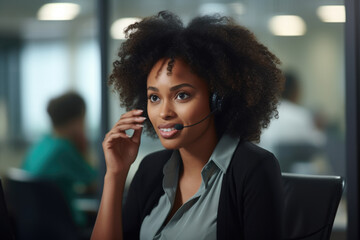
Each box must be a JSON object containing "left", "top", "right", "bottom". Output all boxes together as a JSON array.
[{"left": 0, "top": 0, "right": 358, "bottom": 239}]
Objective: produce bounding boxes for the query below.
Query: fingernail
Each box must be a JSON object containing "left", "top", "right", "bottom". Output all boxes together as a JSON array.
[
  {"left": 136, "top": 109, "right": 144, "bottom": 113},
  {"left": 136, "top": 124, "right": 144, "bottom": 127},
  {"left": 138, "top": 117, "right": 147, "bottom": 120}
]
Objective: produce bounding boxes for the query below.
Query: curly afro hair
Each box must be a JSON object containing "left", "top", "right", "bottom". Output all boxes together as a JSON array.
[{"left": 109, "top": 11, "right": 284, "bottom": 142}]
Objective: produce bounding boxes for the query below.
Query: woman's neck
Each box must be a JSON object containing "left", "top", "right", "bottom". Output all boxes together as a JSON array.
[{"left": 178, "top": 124, "right": 218, "bottom": 178}]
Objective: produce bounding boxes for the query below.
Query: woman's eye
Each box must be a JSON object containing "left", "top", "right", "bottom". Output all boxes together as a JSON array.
[
  {"left": 149, "top": 94, "right": 160, "bottom": 103},
  {"left": 176, "top": 92, "right": 190, "bottom": 100}
]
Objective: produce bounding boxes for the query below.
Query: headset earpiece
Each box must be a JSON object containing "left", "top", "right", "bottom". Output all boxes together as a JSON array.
[
  {"left": 211, "top": 93, "right": 223, "bottom": 112},
  {"left": 175, "top": 93, "right": 222, "bottom": 131}
]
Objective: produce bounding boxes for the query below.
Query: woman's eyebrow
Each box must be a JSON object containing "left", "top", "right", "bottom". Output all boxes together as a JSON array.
[
  {"left": 147, "top": 83, "right": 195, "bottom": 92},
  {"left": 169, "top": 83, "right": 195, "bottom": 91},
  {"left": 147, "top": 86, "right": 158, "bottom": 92}
]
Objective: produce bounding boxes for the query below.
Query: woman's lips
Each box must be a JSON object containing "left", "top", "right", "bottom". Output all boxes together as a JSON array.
[{"left": 158, "top": 126, "right": 179, "bottom": 139}]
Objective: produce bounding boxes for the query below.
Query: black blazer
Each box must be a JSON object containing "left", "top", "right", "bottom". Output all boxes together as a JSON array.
[{"left": 123, "top": 141, "right": 284, "bottom": 240}]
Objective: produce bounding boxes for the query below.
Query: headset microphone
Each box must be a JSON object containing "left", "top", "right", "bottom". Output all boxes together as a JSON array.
[
  {"left": 174, "top": 110, "right": 215, "bottom": 130},
  {"left": 174, "top": 93, "right": 223, "bottom": 131}
]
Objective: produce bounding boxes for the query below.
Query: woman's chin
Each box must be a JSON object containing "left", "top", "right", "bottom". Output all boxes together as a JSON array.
[{"left": 159, "top": 138, "right": 182, "bottom": 150}]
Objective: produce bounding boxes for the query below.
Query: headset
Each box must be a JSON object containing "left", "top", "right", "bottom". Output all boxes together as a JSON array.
[
  {"left": 174, "top": 92, "right": 223, "bottom": 130},
  {"left": 211, "top": 92, "right": 223, "bottom": 113}
]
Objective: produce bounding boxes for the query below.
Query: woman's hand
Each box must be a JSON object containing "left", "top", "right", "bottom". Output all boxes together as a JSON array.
[
  {"left": 102, "top": 109, "right": 146, "bottom": 174},
  {"left": 92, "top": 109, "right": 145, "bottom": 240}
]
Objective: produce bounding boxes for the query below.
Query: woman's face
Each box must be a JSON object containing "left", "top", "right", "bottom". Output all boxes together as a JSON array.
[{"left": 147, "top": 58, "right": 215, "bottom": 150}]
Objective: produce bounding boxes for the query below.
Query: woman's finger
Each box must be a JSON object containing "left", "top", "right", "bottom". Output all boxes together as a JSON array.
[
  {"left": 110, "top": 109, "right": 144, "bottom": 129},
  {"left": 104, "top": 125, "right": 143, "bottom": 141},
  {"left": 131, "top": 127, "right": 143, "bottom": 144},
  {"left": 115, "top": 116, "right": 146, "bottom": 127},
  {"left": 120, "top": 109, "right": 144, "bottom": 119},
  {"left": 104, "top": 132, "right": 130, "bottom": 144},
  {"left": 108, "top": 124, "right": 143, "bottom": 135}
]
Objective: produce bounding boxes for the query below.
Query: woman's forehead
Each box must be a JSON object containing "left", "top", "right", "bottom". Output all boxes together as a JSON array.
[{"left": 147, "top": 58, "right": 207, "bottom": 87}]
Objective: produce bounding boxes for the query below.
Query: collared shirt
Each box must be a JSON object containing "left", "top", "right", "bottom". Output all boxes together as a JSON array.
[{"left": 139, "top": 134, "right": 240, "bottom": 240}]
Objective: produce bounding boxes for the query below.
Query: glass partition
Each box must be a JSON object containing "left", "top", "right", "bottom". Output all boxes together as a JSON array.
[
  {"left": 0, "top": 0, "right": 100, "bottom": 236},
  {"left": 0, "top": 0, "right": 100, "bottom": 172}
]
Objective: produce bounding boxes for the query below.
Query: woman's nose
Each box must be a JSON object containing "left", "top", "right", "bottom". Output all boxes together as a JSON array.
[{"left": 159, "top": 100, "right": 176, "bottom": 119}]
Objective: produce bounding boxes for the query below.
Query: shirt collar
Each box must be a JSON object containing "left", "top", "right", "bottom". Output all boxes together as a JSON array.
[
  {"left": 209, "top": 133, "right": 240, "bottom": 173},
  {"left": 162, "top": 134, "right": 240, "bottom": 192},
  {"left": 163, "top": 150, "right": 181, "bottom": 196}
]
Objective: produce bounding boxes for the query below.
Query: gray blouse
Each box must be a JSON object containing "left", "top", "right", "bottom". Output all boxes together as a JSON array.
[{"left": 139, "top": 134, "right": 240, "bottom": 240}]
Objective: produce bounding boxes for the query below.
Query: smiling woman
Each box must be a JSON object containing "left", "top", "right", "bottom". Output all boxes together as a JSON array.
[
  {"left": 146, "top": 58, "right": 215, "bottom": 150},
  {"left": 91, "top": 11, "right": 284, "bottom": 240}
]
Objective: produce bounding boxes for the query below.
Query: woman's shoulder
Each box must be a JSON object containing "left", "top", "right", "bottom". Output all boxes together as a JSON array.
[
  {"left": 127, "top": 150, "right": 172, "bottom": 200},
  {"left": 236, "top": 141, "right": 276, "bottom": 159},
  {"left": 230, "top": 141, "right": 280, "bottom": 173},
  {"left": 135, "top": 149, "right": 173, "bottom": 178},
  {"left": 140, "top": 149, "right": 173, "bottom": 166}
]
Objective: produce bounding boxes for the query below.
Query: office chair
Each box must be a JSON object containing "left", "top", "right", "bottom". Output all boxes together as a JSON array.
[
  {"left": 282, "top": 173, "right": 344, "bottom": 240},
  {"left": 0, "top": 178, "right": 15, "bottom": 240},
  {"left": 4, "top": 168, "right": 80, "bottom": 240}
]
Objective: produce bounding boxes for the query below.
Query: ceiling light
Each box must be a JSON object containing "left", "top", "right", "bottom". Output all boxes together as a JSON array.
[
  {"left": 317, "top": 5, "right": 345, "bottom": 23},
  {"left": 110, "top": 18, "right": 141, "bottom": 40},
  {"left": 269, "top": 15, "right": 306, "bottom": 36},
  {"left": 37, "top": 3, "right": 80, "bottom": 21}
]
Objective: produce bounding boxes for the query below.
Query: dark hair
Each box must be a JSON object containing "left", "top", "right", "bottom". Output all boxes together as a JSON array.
[
  {"left": 47, "top": 92, "right": 86, "bottom": 127},
  {"left": 109, "top": 11, "right": 284, "bottom": 142}
]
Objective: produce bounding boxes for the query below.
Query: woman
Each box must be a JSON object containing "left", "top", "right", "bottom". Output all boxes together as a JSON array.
[{"left": 92, "top": 11, "right": 284, "bottom": 240}]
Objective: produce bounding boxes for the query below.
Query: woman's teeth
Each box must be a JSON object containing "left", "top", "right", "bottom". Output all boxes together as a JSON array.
[{"left": 160, "top": 128, "right": 175, "bottom": 132}]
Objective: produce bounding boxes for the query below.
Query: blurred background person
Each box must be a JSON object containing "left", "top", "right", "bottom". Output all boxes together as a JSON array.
[
  {"left": 259, "top": 72, "right": 327, "bottom": 174},
  {"left": 21, "top": 92, "right": 97, "bottom": 228}
]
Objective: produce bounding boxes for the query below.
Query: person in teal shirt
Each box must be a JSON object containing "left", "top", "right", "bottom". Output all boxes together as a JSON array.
[{"left": 22, "top": 92, "right": 97, "bottom": 227}]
